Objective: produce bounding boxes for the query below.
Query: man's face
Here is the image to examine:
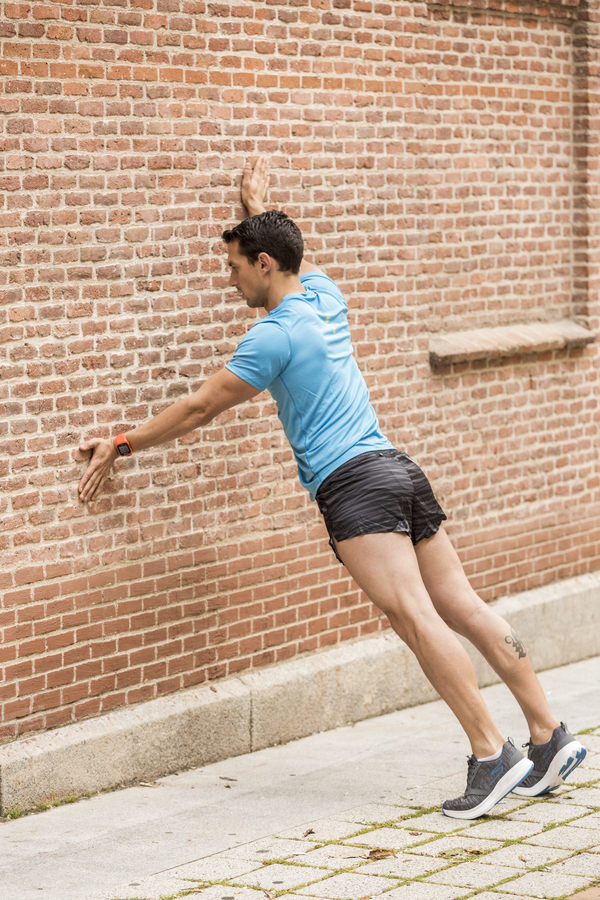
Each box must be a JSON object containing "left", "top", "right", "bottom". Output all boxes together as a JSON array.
[{"left": 227, "top": 242, "right": 269, "bottom": 310}]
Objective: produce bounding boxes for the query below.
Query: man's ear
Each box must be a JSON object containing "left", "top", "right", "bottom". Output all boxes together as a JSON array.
[{"left": 257, "top": 251, "right": 273, "bottom": 273}]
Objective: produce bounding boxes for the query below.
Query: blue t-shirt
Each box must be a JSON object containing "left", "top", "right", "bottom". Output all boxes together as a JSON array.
[{"left": 225, "top": 271, "right": 393, "bottom": 500}]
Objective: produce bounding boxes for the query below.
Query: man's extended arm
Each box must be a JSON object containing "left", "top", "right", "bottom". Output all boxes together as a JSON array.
[{"left": 77, "top": 367, "right": 259, "bottom": 502}]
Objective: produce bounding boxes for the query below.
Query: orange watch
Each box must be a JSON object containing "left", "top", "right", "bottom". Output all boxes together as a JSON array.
[{"left": 115, "top": 434, "right": 133, "bottom": 457}]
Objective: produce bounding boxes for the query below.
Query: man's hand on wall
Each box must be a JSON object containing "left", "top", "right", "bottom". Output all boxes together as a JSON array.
[
  {"left": 75, "top": 439, "right": 118, "bottom": 503},
  {"left": 241, "top": 155, "right": 269, "bottom": 216}
]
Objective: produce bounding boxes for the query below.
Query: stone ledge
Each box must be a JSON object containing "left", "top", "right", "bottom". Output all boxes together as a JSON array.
[
  {"left": 1, "top": 570, "right": 600, "bottom": 814},
  {"left": 429, "top": 318, "right": 595, "bottom": 367},
  {"left": 429, "top": 0, "right": 581, "bottom": 22}
]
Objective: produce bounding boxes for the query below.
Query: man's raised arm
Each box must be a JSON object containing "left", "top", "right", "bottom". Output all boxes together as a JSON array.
[{"left": 241, "top": 155, "right": 322, "bottom": 276}]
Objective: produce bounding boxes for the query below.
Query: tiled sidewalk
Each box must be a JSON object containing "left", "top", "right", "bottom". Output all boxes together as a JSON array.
[{"left": 103, "top": 729, "right": 600, "bottom": 900}]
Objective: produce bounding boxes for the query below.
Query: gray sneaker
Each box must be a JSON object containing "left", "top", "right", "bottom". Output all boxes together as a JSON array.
[
  {"left": 442, "top": 739, "right": 533, "bottom": 820},
  {"left": 512, "top": 723, "right": 586, "bottom": 797}
]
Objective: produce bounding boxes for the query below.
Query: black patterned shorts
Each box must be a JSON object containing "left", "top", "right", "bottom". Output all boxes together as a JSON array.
[{"left": 315, "top": 449, "right": 447, "bottom": 563}]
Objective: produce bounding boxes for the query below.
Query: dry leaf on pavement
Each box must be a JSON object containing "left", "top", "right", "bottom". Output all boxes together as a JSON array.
[{"left": 364, "top": 848, "right": 397, "bottom": 860}]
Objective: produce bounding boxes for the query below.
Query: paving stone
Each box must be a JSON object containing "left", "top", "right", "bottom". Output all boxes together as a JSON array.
[
  {"left": 187, "top": 888, "right": 266, "bottom": 900},
  {"left": 295, "top": 871, "right": 398, "bottom": 897},
  {"left": 408, "top": 834, "right": 501, "bottom": 857},
  {"left": 393, "top": 787, "right": 455, "bottom": 808},
  {"left": 491, "top": 796, "right": 531, "bottom": 814},
  {"left": 425, "top": 772, "right": 470, "bottom": 793},
  {"left": 354, "top": 852, "right": 448, "bottom": 878},
  {"left": 465, "top": 819, "right": 544, "bottom": 841},
  {"left": 425, "top": 860, "right": 521, "bottom": 889},
  {"left": 558, "top": 781, "right": 600, "bottom": 802},
  {"left": 332, "top": 803, "right": 415, "bottom": 825},
  {"left": 556, "top": 787, "right": 600, "bottom": 807},
  {"left": 570, "top": 811, "right": 600, "bottom": 830},
  {"left": 219, "top": 837, "right": 319, "bottom": 861},
  {"left": 476, "top": 844, "right": 569, "bottom": 869},
  {"left": 499, "top": 870, "right": 593, "bottom": 897},
  {"left": 168, "top": 857, "right": 263, "bottom": 881},
  {"left": 526, "top": 825, "right": 600, "bottom": 849},
  {"left": 86, "top": 874, "right": 205, "bottom": 899},
  {"left": 552, "top": 851, "right": 600, "bottom": 876},
  {"left": 346, "top": 826, "right": 432, "bottom": 850},
  {"left": 507, "top": 801, "right": 590, "bottom": 825},
  {"left": 561, "top": 765, "right": 600, "bottom": 786},
  {"left": 464, "top": 894, "right": 513, "bottom": 900},
  {"left": 294, "top": 845, "right": 366, "bottom": 870},
  {"left": 277, "top": 820, "right": 363, "bottom": 842},
  {"left": 236, "top": 863, "right": 327, "bottom": 891},
  {"left": 372, "top": 884, "right": 468, "bottom": 900},
  {"left": 406, "top": 812, "right": 468, "bottom": 833}
]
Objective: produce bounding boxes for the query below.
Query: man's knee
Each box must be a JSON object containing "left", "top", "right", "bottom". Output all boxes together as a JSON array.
[
  {"left": 435, "top": 591, "right": 487, "bottom": 635},
  {"left": 384, "top": 602, "right": 447, "bottom": 649}
]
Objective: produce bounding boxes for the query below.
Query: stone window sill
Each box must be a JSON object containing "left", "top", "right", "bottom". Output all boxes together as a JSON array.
[{"left": 429, "top": 319, "right": 595, "bottom": 367}]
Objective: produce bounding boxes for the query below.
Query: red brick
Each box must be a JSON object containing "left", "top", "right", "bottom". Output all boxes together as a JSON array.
[{"left": 2, "top": 0, "right": 600, "bottom": 746}]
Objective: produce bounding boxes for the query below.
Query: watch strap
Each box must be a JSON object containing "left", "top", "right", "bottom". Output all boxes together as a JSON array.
[{"left": 115, "top": 434, "right": 133, "bottom": 457}]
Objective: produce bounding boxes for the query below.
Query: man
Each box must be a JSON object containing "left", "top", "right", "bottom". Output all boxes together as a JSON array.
[{"left": 78, "top": 156, "right": 586, "bottom": 818}]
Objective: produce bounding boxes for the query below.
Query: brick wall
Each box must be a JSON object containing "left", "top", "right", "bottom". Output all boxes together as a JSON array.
[{"left": 1, "top": 0, "right": 600, "bottom": 744}]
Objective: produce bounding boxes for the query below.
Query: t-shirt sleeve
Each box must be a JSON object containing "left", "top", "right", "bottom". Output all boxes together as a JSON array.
[
  {"left": 300, "top": 271, "right": 348, "bottom": 309},
  {"left": 225, "top": 320, "right": 291, "bottom": 391}
]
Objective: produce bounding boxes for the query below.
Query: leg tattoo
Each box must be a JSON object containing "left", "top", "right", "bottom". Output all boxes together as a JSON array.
[{"left": 505, "top": 627, "right": 527, "bottom": 659}]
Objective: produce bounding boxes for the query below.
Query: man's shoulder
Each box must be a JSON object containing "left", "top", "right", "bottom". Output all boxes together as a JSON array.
[
  {"left": 299, "top": 270, "right": 347, "bottom": 307},
  {"left": 299, "top": 269, "right": 342, "bottom": 290}
]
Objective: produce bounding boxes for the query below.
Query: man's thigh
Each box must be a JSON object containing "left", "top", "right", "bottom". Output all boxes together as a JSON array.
[
  {"left": 414, "top": 527, "right": 484, "bottom": 628},
  {"left": 335, "top": 531, "right": 435, "bottom": 622}
]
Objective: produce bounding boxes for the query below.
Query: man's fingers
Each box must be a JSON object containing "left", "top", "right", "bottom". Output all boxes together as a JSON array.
[
  {"left": 80, "top": 471, "right": 102, "bottom": 502},
  {"left": 74, "top": 446, "right": 93, "bottom": 462},
  {"left": 79, "top": 469, "right": 97, "bottom": 500},
  {"left": 87, "top": 475, "right": 103, "bottom": 502},
  {"left": 255, "top": 155, "right": 269, "bottom": 184},
  {"left": 241, "top": 155, "right": 269, "bottom": 210}
]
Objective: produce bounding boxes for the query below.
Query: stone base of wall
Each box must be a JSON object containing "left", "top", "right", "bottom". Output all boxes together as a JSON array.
[{"left": 1, "top": 571, "right": 599, "bottom": 815}]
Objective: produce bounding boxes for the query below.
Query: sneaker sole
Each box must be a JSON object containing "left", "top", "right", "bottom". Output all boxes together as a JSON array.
[
  {"left": 442, "top": 757, "right": 533, "bottom": 820},
  {"left": 512, "top": 741, "right": 587, "bottom": 797}
]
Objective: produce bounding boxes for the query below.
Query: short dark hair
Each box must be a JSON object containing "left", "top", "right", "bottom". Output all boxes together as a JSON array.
[{"left": 222, "top": 210, "right": 304, "bottom": 275}]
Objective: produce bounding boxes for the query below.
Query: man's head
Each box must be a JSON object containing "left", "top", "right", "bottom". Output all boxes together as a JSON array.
[
  {"left": 222, "top": 210, "right": 304, "bottom": 310},
  {"left": 222, "top": 210, "right": 304, "bottom": 274}
]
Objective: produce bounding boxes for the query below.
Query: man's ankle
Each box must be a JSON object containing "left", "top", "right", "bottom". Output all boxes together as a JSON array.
[{"left": 529, "top": 722, "right": 559, "bottom": 746}]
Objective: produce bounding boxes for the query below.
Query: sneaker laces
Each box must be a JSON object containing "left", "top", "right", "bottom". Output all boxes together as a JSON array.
[{"left": 465, "top": 754, "right": 478, "bottom": 789}]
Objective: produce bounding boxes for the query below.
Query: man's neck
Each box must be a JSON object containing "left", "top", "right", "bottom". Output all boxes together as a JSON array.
[{"left": 264, "top": 273, "right": 305, "bottom": 313}]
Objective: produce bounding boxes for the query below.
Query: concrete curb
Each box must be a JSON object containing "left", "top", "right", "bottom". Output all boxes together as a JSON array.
[{"left": 2, "top": 570, "right": 600, "bottom": 814}]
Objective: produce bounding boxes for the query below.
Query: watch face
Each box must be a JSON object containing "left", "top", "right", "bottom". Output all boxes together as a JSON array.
[{"left": 116, "top": 442, "right": 131, "bottom": 456}]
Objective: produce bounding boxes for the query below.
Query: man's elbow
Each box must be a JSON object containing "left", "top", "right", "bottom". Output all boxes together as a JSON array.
[{"left": 186, "top": 393, "right": 214, "bottom": 429}]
